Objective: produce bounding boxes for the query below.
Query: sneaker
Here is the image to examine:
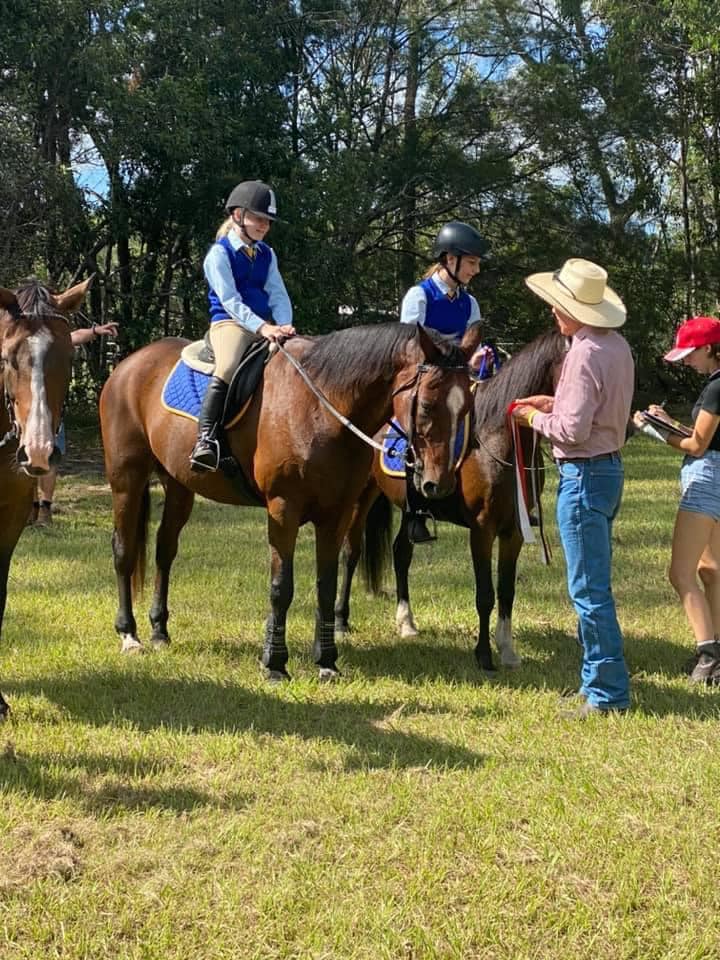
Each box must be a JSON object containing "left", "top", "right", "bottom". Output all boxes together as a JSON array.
[{"left": 688, "top": 642, "right": 720, "bottom": 684}]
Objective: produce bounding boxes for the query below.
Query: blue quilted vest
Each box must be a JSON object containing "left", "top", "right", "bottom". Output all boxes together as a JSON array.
[
  {"left": 207, "top": 237, "right": 273, "bottom": 323},
  {"left": 418, "top": 277, "right": 472, "bottom": 340}
]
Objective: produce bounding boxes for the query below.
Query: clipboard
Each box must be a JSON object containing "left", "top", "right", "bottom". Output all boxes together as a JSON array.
[{"left": 641, "top": 410, "right": 692, "bottom": 438}]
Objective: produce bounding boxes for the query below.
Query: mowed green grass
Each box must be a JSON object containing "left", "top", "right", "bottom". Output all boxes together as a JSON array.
[{"left": 2, "top": 440, "right": 719, "bottom": 959}]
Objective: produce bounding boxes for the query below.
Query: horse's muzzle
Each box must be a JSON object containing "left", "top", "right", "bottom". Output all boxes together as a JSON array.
[
  {"left": 414, "top": 469, "right": 457, "bottom": 500},
  {"left": 16, "top": 443, "right": 62, "bottom": 477}
]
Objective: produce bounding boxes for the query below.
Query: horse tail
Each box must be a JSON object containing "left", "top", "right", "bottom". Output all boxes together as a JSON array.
[
  {"left": 131, "top": 483, "right": 151, "bottom": 599},
  {"left": 360, "top": 492, "right": 393, "bottom": 595}
]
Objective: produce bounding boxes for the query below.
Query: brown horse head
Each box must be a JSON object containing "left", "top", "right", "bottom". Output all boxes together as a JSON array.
[
  {"left": 0, "top": 279, "right": 89, "bottom": 476},
  {"left": 394, "top": 324, "right": 478, "bottom": 499}
]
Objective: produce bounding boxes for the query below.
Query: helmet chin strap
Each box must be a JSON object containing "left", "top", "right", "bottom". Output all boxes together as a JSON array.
[
  {"left": 442, "top": 254, "right": 465, "bottom": 289},
  {"left": 234, "top": 210, "right": 256, "bottom": 248}
]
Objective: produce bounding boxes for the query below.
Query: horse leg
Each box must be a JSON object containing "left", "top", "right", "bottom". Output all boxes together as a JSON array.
[
  {"left": 0, "top": 549, "right": 12, "bottom": 719},
  {"left": 495, "top": 530, "right": 523, "bottom": 668},
  {"left": 335, "top": 529, "right": 360, "bottom": 640},
  {"left": 261, "top": 502, "right": 298, "bottom": 681},
  {"left": 110, "top": 466, "right": 153, "bottom": 654},
  {"left": 149, "top": 477, "right": 195, "bottom": 648},
  {"left": 0, "top": 497, "right": 37, "bottom": 717},
  {"left": 394, "top": 513, "right": 418, "bottom": 638},
  {"left": 470, "top": 525, "right": 497, "bottom": 672},
  {"left": 314, "top": 519, "right": 347, "bottom": 680},
  {"left": 335, "top": 483, "right": 382, "bottom": 638}
]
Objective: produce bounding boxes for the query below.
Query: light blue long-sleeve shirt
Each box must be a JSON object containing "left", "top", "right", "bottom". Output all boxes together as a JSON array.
[
  {"left": 203, "top": 229, "right": 293, "bottom": 334},
  {"left": 400, "top": 273, "right": 481, "bottom": 330}
]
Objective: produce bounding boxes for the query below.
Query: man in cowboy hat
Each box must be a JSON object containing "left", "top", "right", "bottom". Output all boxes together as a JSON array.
[{"left": 512, "top": 258, "right": 635, "bottom": 718}]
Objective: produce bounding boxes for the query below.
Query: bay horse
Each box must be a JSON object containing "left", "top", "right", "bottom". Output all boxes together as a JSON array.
[
  {"left": 335, "top": 328, "right": 567, "bottom": 672},
  {"left": 98, "top": 323, "right": 480, "bottom": 680},
  {"left": 0, "top": 278, "right": 90, "bottom": 720}
]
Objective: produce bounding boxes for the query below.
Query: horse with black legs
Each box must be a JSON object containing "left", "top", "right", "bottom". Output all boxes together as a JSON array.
[
  {"left": 99, "top": 323, "right": 479, "bottom": 680},
  {"left": 335, "top": 328, "right": 567, "bottom": 672},
  {"left": 0, "top": 278, "right": 90, "bottom": 719}
]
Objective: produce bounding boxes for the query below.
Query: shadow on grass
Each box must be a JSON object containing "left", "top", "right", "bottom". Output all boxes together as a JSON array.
[
  {"left": 5, "top": 671, "right": 486, "bottom": 782},
  {"left": 340, "top": 625, "right": 720, "bottom": 719},
  {"left": 0, "top": 746, "right": 253, "bottom": 816}
]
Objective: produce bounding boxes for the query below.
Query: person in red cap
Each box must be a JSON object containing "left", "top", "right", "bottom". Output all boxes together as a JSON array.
[{"left": 634, "top": 315, "right": 720, "bottom": 684}]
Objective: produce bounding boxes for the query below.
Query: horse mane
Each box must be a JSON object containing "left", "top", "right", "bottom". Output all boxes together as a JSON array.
[
  {"left": 9, "top": 279, "right": 65, "bottom": 333},
  {"left": 474, "top": 328, "right": 567, "bottom": 433},
  {"left": 300, "top": 323, "right": 466, "bottom": 398}
]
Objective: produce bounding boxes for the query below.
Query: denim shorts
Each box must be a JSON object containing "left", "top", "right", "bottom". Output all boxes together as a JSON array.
[{"left": 679, "top": 451, "right": 720, "bottom": 521}]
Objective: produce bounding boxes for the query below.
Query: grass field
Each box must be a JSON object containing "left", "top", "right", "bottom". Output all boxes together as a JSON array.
[{"left": 2, "top": 435, "right": 719, "bottom": 959}]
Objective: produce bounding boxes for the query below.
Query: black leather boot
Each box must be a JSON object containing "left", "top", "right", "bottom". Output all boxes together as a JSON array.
[
  {"left": 408, "top": 512, "right": 436, "bottom": 544},
  {"left": 190, "top": 376, "right": 229, "bottom": 472}
]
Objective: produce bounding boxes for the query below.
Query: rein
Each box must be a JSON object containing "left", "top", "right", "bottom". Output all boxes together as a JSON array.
[
  {"left": 475, "top": 431, "right": 553, "bottom": 472},
  {"left": 276, "top": 342, "right": 387, "bottom": 452},
  {"left": 275, "top": 341, "right": 467, "bottom": 459},
  {"left": 0, "top": 397, "right": 18, "bottom": 449}
]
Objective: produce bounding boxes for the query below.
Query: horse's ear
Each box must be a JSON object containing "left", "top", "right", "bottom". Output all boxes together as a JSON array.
[
  {"left": 459, "top": 323, "right": 483, "bottom": 358},
  {"left": 416, "top": 324, "right": 444, "bottom": 363},
  {"left": 0, "top": 288, "right": 18, "bottom": 312},
  {"left": 53, "top": 276, "right": 93, "bottom": 315}
]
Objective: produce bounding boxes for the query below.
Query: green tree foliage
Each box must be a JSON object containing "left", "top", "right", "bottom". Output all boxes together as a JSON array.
[{"left": 3, "top": 0, "right": 720, "bottom": 398}]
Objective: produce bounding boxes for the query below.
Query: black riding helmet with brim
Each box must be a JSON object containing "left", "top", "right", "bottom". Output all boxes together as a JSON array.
[
  {"left": 432, "top": 221, "right": 490, "bottom": 260},
  {"left": 225, "top": 180, "right": 281, "bottom": 221},
  {"left": 431, "top": 221, "right": 490, "bottom": 287}
]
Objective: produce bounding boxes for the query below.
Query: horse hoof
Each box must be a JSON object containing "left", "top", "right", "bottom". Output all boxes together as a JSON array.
[
  {"left": 262, "top": 667, "right": 291, "bottom": 684},
  {"left": 318, "top": 667, "right": 341, "bottom": 683},
  {"left": 476, "top": 656, "right": 497, "bottom": 673},
  {"left": 398, "top": 623, "right": 419, "bottom": 639},
  {"left": 151, "top": 636, "right": 170, "bottom": 650},
  {"left": 120, "top": 636, "right": 144, "bottom": 655},
  {"left": 501, "top": 656, "right": 522, "bottom": 669}
]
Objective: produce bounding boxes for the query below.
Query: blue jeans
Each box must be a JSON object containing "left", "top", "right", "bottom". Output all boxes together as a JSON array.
[{"left": 556, "top": 454, "right": 629, "bottom": 710}]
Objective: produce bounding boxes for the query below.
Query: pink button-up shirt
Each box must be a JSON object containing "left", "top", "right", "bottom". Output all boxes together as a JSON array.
[{"left": 532, "top": 326, "right": 634, "bottom": 459}]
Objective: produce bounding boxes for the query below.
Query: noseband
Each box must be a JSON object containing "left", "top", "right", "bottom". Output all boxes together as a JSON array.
[
  {"left": 391, "top": 359, "right": 469, "bottom": 469},
  {"left": 0, "top": 386, "right": 18, "bottom": 450}
]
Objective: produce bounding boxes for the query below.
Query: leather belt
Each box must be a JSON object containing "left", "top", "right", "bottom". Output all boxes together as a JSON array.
[{"left": 556, "top": 451, "right": 620, "bottom": 464}]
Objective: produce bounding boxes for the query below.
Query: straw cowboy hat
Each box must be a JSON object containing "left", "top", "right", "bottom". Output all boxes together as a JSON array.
[{"left": 525, "top": 258, "right": 627, "bottom": 329}]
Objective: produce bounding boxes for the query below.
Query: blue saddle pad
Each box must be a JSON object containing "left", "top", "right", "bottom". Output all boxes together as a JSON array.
[
  {"left": 161, "top": 360, "right": 211, "bottom": 422},
  {"left": 380, "top": 416, "right": 469, "bottom": 477}
]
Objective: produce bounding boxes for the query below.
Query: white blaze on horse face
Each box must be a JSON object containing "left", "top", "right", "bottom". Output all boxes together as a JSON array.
[
  {"left": 445, "top": 383, "right": 465, "bottom": 460},
  {"left": 23, "top": 329, "right": 55, "bottom": 470}
]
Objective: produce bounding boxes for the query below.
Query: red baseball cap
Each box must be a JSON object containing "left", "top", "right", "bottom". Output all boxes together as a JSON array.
[{"left": 664, "top": 315, "right": 720, "bottom": 362}]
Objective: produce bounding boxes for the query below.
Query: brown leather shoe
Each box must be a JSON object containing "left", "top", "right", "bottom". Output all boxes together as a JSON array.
[{"left": 561, "top": 701, "right": 628, "bottom": 720}]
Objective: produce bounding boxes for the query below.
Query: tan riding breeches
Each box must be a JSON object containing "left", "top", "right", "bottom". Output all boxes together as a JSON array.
[{"left": 209, "top": 321, "right": 259, "bottom": 384}]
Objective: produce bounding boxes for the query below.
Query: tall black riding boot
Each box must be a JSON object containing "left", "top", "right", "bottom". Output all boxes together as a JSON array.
[{"left": 190, "top": 376, "right": 229, "bottom": 472}]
